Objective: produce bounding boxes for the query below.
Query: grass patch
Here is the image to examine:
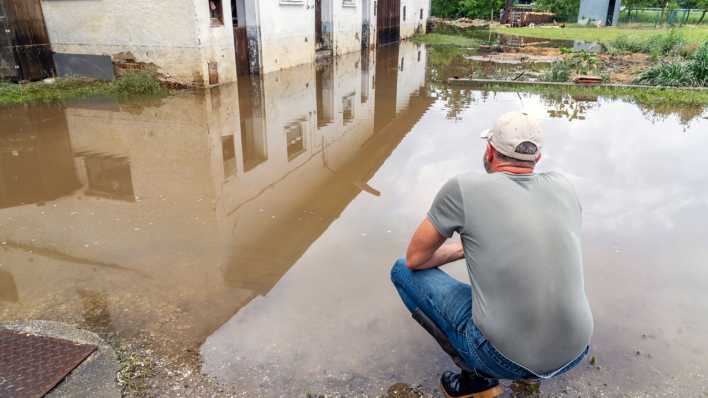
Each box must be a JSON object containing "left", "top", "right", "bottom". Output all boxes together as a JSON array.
[
  {"left": 411, "top": 33, "right": 481, "bottom": 47},
  {"left": 0, "top": 72, "right": 168, "bottom": 106},
  {"left": 635, "top": 42, "right": 708, "bottom": 86},
  {"left": 491, "top": 24, "right": 708, "bottom": 46}
]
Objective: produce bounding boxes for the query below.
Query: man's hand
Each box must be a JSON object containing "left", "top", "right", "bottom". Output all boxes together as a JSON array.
[{"left": 406, "top": 218, "right": 464, "bottom": 270}]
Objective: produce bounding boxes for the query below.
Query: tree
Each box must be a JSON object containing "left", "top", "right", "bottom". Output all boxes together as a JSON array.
[{"left": 533, "top": 0, "right": 581, "bottom": 21}]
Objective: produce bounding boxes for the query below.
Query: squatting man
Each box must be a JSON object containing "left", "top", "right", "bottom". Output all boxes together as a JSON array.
[{"left": 391, "top": 112, "right": 593, "bottom": 398}]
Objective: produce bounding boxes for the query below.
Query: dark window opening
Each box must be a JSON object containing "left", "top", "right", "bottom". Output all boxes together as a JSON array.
[
  {"left": 403, "top": 5, "right": 406, "bottom": 21},
  {"left": 209, "top": 0, "right": 224, "bottom": 26},
  {"left": 285, "top": 120, "right": 306, "bottom": 161},
  {"left": 420, "top": 8, "right": 423, "bottom": 20},
  {"left": 400, "top": 56, "right": 404, "bottom": 71},
  {"left": 417, "top": 50, "right": 421, "bottom": 62},
  {"left": 374, "top": 1, "right": 377, "bottom": 16}
]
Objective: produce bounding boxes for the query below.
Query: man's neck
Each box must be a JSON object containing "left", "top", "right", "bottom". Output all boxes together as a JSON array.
[{"left": 495, "top": 164, "right": 535, "bottom": 174}]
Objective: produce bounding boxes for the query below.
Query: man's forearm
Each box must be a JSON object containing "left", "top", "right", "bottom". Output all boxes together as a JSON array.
[{"left": 408, "top": 242, "right": 464, "bottom": 270}]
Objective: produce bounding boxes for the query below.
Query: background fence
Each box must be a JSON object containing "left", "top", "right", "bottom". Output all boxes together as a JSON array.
[{"left": 620, "top": 7, "right": 707, "bottom": 25}]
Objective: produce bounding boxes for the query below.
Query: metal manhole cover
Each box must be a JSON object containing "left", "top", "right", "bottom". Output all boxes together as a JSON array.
[{"left": 0, "top": 329, "right": 97, "bottom": 398}]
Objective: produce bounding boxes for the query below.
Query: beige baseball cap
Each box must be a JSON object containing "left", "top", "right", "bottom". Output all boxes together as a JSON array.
[{"left": 480, "top": 111, "right": 543, "bottom": 162}]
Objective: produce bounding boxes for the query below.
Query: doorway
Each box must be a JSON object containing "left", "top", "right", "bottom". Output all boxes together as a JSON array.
[
  {"left": 232, "top": 0, "right": 250, "bottom": 75},
  {"left": 606, "top": 0, "right": 617, "bottom": 26},
  {"left": 377, "top": 0, "right": 400, "bottom": 46},
  {"left": 315, "top": 0, "right": 332, "bottom": 52},
  {"left": 361, "top": 0, "right": 370, "bottom": 50}
]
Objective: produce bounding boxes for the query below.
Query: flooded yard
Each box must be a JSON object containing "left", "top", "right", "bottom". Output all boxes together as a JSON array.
[{"left": 1, "top": 42, "right": 707, "bottom": 397}]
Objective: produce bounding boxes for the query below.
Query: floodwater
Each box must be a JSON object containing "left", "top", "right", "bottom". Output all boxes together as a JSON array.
[{"left": 1, "top": 42, "right": 707, "bottom": 397}]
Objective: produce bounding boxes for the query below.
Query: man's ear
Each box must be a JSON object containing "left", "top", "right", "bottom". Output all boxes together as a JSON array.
[{"left": 486, "top": 144, "right": 494, "bottom": 162}]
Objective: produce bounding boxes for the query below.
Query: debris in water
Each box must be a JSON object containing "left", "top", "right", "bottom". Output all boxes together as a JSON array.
[{"left": 590, "top": 355, "right": 597, "bottom": 366}]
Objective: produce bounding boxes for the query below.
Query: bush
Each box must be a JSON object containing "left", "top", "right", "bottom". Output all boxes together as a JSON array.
[
  {"left": 635, "top": 42, "right": 708, "bottom": 86},
  {"left": 543, "top": 50, "right": 604, "bottom": 82},
  {"left": 543, "top": 61, "right": 572, "bottom": 82},
  {"left": 112, "top": 72, "right": 165, "bottom": 97},
  {"left": 609, "top": 30, "right": 688, "bottom": 57}
]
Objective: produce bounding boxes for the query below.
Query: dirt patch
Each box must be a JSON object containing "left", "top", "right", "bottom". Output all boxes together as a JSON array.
[{"left": 599, "top": 53, "right": 652, "bottom": 84}]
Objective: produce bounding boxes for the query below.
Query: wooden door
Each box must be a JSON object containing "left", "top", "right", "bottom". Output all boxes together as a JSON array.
[
  {"left": 4, "top": 0, "right": 54, "bottom": 81},
  {"left": 377, "top": 0, "right": 400, "bottom": 46},
  {"left": 315, "top": 0, "right": 323, "bottom": 49}
]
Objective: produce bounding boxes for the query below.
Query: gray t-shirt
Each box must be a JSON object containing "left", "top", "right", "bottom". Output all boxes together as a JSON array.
[{"left": 428, "top": 171, "right": 593, "bottom": 374}]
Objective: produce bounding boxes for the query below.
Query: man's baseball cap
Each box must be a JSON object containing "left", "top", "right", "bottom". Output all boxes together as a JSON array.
[{"left": 480, "top": 111, "right": 543, "bottom": 162}]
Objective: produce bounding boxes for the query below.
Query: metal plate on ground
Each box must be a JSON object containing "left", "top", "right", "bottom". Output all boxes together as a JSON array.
[{"left": 0, "top": 329, "right": 97, "bottom": 398}]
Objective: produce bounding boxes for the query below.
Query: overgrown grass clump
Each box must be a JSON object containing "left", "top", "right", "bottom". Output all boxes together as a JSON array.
[
  {"left": 112, "top": 72, "right": 166, "bottom": 96},
  {"left": 543, "top": 50, "right": 608, "bottom": 82},
  {"left": 0, "top": 72, "right": 167, "bottom": 106},
  {"left": 635, "top": 42, "right": 708, "bottom": 86}
]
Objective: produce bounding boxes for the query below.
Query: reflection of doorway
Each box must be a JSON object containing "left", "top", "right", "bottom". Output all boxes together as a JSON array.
[
  {"left": 606, "top": 0, "right": 617, "bottom": 26},
  {"left": 316, "top": 62, "right": 334, "bottom": 128},
  {"left": 232, "top": 0, "right": 249, "bottom": 75},
  {"left": 238, "top": 75, "right": 268, "bottom": 171}
]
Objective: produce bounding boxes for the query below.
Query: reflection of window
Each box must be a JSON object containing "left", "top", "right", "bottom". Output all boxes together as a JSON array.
[
  {"left": 403, "top": 5, "right": 406, "bottom": 21},
  {"left": 279, "top": 0, "right": 305, "bottom": 4},
  {"left": 85, "top": 155, "right": 135, "bottom": 201},
  {"left": 400, "top": 56, "right": 405, "bottom": 71},
  {"left": 285, "top": 119, "right": 307, "bottom": 161},
  {"left": 343, "top": 0, "right": 356, "bottom": 7},
  {"left": 209, "top": 0, "right": 224, "bottom": 26},
  {"left": 342, "top": 93, "right": 355, "bottom": 125},
  {"left": 222, "top": 135, "right": 236, "bottom": 178},
  {"left": 420, "top": 8, "right": 423, "bottom": 20},
  {"left": 418, "top": 50, "right": 421, "bottom": 62}
]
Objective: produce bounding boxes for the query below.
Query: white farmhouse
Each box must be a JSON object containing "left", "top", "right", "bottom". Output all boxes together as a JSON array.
[{"left": 35, "top": 0, "right": 429, "bottom": 86}]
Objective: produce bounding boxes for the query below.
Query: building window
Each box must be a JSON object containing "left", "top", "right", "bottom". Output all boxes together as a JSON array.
[
  {"left": 420, "top": 8, "right": 423, "bottom": 20},
  {"left": 374, "top": 2, "right": 377, "bottom": 16},
  {"left": 343, "top": 0, "right": 356, "bottom": 7},
  {"left": 279, "top": 0, "right": 305, "bottom": 5},
  {"left": 403, "top": 5, "right": 406, "bottom": 21},
  {"left": 209, "top": 0, "right": 224, "bottom": 26}
]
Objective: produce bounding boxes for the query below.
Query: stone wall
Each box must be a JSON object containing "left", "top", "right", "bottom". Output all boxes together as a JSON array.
[{"left": 40, "top": 0, "right": 237, "bottom": 86}]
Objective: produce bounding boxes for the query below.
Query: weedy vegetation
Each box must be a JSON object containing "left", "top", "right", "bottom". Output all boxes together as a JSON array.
[
  {"left": 0, "top": 72, "right": 168, "bottom": 106},
  {"left": 635, "top": 41, "right": 708, "bottom": 86},
  {"left": 543, "top": 50, "right": 609, "bottom": 82}
]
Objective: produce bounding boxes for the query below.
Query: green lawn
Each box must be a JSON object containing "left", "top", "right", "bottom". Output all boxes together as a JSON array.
[
  {"left": 491, "top": 24, "right": 708, "bottom": 45},
  {"left": 410, "top": 33, "right": 481, "bottom": 47}
]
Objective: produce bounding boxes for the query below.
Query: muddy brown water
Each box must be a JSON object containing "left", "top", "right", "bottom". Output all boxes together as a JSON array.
[{"left": 1, "top": 43, "right": 707, "bottom": 397}]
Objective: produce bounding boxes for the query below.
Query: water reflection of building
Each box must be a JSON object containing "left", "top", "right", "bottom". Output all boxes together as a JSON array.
[{"left": 0, "top": 43, "right": 432, "bottom": 347}]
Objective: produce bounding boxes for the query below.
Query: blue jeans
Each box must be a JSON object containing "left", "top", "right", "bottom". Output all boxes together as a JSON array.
[{"left": 390, "top": 258, "right": 588, "bottom": 380}]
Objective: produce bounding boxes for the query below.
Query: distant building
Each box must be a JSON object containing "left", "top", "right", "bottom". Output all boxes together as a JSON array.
[
  {"left": 0, "top": 0, "right": 429, "bottom": 85},
  {"left": 578, "top": 0, "right": 621, "bottom": 26}
]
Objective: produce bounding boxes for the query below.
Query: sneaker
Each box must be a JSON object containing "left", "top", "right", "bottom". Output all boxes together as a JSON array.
[{"left": 439, "top": 370, "right": 504, "bottom": 398}]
